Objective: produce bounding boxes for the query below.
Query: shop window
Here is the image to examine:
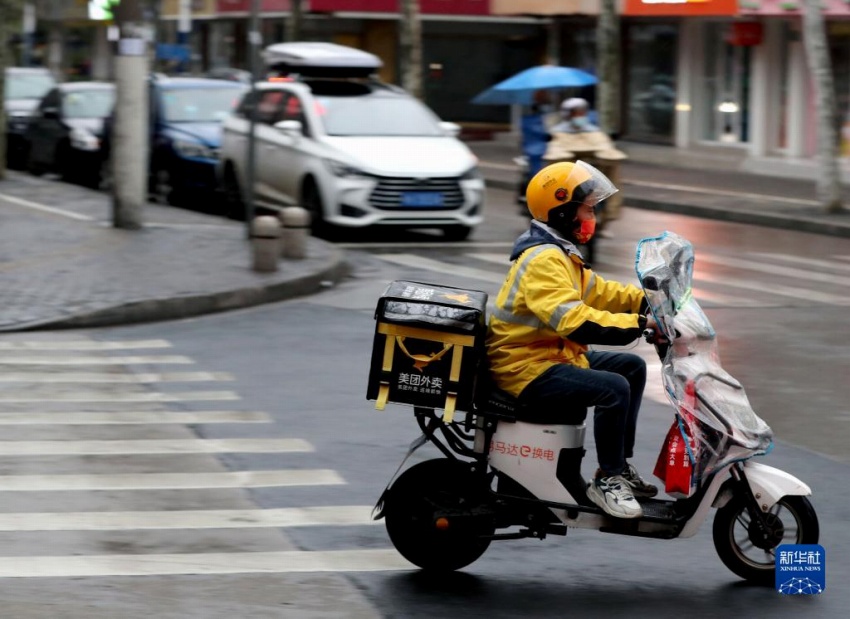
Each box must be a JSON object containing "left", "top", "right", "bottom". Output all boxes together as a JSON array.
[
  {"left": 623, "top": 23, "right": 678, "bottom": 143},
  {"left": 701, "top": 23, "right": 751, "bottom": 144}
]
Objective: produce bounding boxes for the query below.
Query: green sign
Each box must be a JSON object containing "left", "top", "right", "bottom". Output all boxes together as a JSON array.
[{"left": 89, "top": 0, "right": 121, "bottom": 21}]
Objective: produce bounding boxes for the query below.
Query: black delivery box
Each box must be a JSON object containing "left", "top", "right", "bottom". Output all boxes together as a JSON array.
[{"left": 367, "top": 281, "right": 488, "bottom": 422}]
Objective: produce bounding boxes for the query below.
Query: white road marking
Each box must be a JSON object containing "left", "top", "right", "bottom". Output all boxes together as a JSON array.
[
  {"left": 0, "top": 355, "right": 194, "bottom": 365},
  {"left": 698, "top": 253, "right": 850, "bottom": 287},
  {"left": 0, "top": 469, "right": 344, "bottom": 491},
  {"left": 694, "top": 270, "right": 850, "bottom": 305},
  {"left": 0, "top": 506, "right": 377, "bottom": 531},
  {"left": 0, "top": 340, "right": 172, "bottom": 351},
  {"left": 336, "top": 240, "right": 513, "bottom": 250},
  {"left": 0, "top": 391, "right": 240, "bottom": 403},
  {"left": 0, "top": 192, "right": 95, "bottom": 221},
  {"left": 620, "top": 179, "right": 820, "bottom": 206},
  {"left": 0, "top": 371, "right": 233, "bottom": 383},
  {"left": 0, "top": 549, "right": 411, "bottom": 578},
  {"left": 0, "top": 411, "right": 272, "bottom": 425},
  {"left": 0, "top": 438, "right": 312, "bottom": 456},
  {"left": 751, "top": 252, "right": 850, "bottom": 274},
  {"left": 376, "top": 253, "right": 504, "bottom": 284}
]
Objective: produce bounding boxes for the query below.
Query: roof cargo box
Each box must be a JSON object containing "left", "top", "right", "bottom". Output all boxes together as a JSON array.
[{"left": 263, "top": 42, "right": 383, "bottom": 78}]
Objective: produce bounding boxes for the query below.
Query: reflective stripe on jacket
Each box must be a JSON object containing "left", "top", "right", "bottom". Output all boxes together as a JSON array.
[{"left": 486, "top": 242, "right": 646, "bottom": 397}]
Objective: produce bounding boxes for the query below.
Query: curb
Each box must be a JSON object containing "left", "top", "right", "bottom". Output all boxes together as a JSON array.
[
  {"left": 2, "top": 246, "right": 350, "bottom": 333},
  {"left": 484, "top": 178, "right": 850, "bottom": 239}
]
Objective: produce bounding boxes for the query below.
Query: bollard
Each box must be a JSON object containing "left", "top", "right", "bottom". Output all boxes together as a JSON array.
[
  {"left": 280, "top": 206, "right": 311, "bottom": 260},
  {"left": 251, "top": 215, "right": 281, "bottom": 272}
]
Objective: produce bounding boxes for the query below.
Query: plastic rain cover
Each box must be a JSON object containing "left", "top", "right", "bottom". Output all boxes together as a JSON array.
[{"left": 635, "top": 232, "right": 773, "bottom": 482}]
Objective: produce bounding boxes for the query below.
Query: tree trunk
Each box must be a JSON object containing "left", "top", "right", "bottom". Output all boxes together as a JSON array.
[
  {"left": 399, "top": 0, "right": 423, "bottom": 100},
  {"left": 0, "top": 0, "right": 14, "bottom": 179},
  {"left": 596, "top": 0, "right": 620, "bottom": 137},
  {"left": 286, "top": 0, "right": 303, "bottom": 42},
  {"left": 802, "top": 0, "right": 844, "bottom": 213}
]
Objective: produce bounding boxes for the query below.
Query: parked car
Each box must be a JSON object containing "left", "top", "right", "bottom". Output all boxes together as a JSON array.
[
  {"left": 102, "top": 75, "right": 248, "bottom": 206},
  {"left": 205, "top": 67, "right": 253, "bottom": 85},
  {"left": 25, "top": 81, "right": 115, "bottom": 187},
  {"left": 5, "top": 67, "right": 56, "bottom": 169},
  {"left": 219, "top": 42, "right": 484, "bottom": 239}
]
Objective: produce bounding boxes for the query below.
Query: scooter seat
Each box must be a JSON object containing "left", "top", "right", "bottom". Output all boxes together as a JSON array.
[{"left": 477, "top": 386, "right": 587, "bottom": 425}]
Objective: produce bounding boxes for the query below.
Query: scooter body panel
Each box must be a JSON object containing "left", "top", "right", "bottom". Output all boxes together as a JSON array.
[{"left": 741, "top": 460, "right": 812, "bottom": 505}]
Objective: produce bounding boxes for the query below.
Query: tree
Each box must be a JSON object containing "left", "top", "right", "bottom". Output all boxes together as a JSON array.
[
  {"left": 802, "top": 0, "right": 843, "bottom": 213},
  {"left": 399, "top": 0, "right": 422, "bottom": 99},
  {"left": 0, "top": 0, "right": 24, "bottom": 179},
  {"left": 596, "top": 0, "right": 620, "bottom": 137},
  {"left": 286, "top": 0, "right": 303, "bottom": 42}
]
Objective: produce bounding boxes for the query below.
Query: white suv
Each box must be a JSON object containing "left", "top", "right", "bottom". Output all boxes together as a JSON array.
[{"left": 219, "top": 43, "right": 484, "bottom": 240}]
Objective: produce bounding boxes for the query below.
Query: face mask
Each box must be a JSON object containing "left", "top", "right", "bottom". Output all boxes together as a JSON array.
[{"left": 574, "top": 218, "right": 596, "bottom": 244}]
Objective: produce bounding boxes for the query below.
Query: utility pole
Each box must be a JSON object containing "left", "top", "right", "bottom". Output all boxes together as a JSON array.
[
  {"left": 111, "top": 0, "right": 150, "bottom": 229},
  {"left": 22, "top": 2, "right": 35, "bottom": 67},
  {"left": 399, "top": 0, "right": 422, "bottom": 100},
  {"left": 0, "top": 0, "right": 23, "bottom": 178},
  {"left": 244, "top": 0, "right": 261, "bottom": 238},
  {"left": 177, "top": 0, "right": 191, "bottom": 73}
]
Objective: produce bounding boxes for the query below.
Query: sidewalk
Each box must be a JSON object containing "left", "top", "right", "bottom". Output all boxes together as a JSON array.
[
  {"left": 0, "top": 171, "right": 347, "bottom": 333},
  {"left": 1, "top": 142, "right": 849, "bottom": 334},
  {"left": 468, "top": 137, "right": 850, "bottom": 239}
]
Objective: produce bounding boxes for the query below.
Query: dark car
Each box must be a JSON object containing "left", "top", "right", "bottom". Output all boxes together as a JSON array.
[
  {"left": 5, "top": 67, "right": 56, "bottom": 168},
  {"left": 25, "top": 81, "right": 115, "bottom": 187},
  {"left": 147, "top": 76, "right": 248, "bottom": 205}
]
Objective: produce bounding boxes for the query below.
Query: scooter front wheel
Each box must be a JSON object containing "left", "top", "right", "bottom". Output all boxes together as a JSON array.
[
  {"left": 384, "top": 458, "right": 494, "bottom": 571},
  {"left": 713, "top": 494, "right": 819, "bottom": 585}
]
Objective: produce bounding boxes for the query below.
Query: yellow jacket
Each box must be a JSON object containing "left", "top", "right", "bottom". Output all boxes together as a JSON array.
[{"left": 486, "top": 223, "right": 646, "bottom": 397}]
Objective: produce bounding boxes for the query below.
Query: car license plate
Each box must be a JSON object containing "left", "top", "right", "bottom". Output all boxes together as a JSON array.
[{"left": 401, "top": 191, "right": 444, "bottom": 207}]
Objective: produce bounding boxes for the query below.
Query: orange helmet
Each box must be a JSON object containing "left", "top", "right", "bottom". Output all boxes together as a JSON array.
[{"left": 526, "top": 160, "right": 617, "bottom": 223}]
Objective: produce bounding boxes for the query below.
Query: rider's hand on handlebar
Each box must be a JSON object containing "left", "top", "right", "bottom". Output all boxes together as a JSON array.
[{"left": 643, "top": 315, "right": 669, "bottom": 345}]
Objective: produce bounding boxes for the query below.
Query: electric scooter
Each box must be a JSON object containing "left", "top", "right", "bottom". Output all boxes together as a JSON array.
[{"left": 372, "top": 231, "right": 819, "bottom": 585}]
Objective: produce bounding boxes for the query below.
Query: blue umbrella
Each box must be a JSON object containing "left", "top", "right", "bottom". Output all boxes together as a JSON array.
[{"left": 472, "top": 65, "right": 598, "bottom": 106}]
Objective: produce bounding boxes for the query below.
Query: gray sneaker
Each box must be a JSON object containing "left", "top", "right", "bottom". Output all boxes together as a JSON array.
[
  {"left": 622, "top": 462, "right": 659, "bottom": 498},
  {"left": 586, "top": 474, "right": 643, "bottom": 519}
]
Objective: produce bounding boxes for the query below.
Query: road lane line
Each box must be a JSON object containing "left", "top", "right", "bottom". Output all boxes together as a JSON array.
[
  {"left": 0, "top": 438, "right": 312, "bottom": 455},
  {"left": 751, "top": 252, "right": 850, "bottom": 274},
  {"left": 698, "top": 253, "right": 850, "bottom": 287},
  {"left": 0, "top": 411, "right": 272, "bottom": 425},
  {"left": 0, "top": 506, "right": 377, "bottom": 531},
  {"left": 0, "top": 192, "right": 95, "bottom": 221},
  {"left": 0, "top": 469, "right": 344, "bottom": 491},
  {"left": 0, "top": 340, "right": 172, "bottom": 351},
  {"left": 0, "top": 371, "right": 233, "bottom": 383},
  {"left": 0, "top": 355, "right": 194, "bottom": 365},
  {"left": 0, "top": 391, "right": 240, "bottom": 403},
  {"left": 694, "top": 271, "right": 850, "bottom": 305},
  {"left": 376, "top": 253, "right": 504, "bottom": 284},
  {"left": 0, "top": 549, "right": 411, "bottom": 577}
]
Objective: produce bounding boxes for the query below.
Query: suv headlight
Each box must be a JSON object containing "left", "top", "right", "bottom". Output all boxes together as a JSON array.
[
  {"left": 174, "top": 139, "right": 217, "bottom": 160},
  {"left": 460, "top": 165, "right": 482, "bottom": 181},
  {"left": 323, "top": 158, "right": 371, "bottom": 179},
  {"left": 70, "top": 127, "right": 101, "bottom": 151}
]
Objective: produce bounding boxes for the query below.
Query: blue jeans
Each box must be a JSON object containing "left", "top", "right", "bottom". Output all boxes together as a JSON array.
[{"left": 517, "top": 351, "right": 647, "bottom": 476}]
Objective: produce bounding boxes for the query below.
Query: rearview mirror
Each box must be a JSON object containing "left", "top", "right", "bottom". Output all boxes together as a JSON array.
[
  {"left": 439, "top": 121, "right": 461, "bottom": 138},
  {"left": 273, "top": 119, "right": 303, "bottom": 139}
]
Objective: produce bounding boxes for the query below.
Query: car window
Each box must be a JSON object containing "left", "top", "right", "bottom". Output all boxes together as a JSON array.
[
  {"left": 38, "top": 88, "right": 60, "bottom": 111},
  {"left": 279, "top": 93, "right": 312, "bottom": 137},
  {"left": 5, "top": 72, "right": 55, "bottom": 100},
  {"left": 160, "top": 86, "right": 245, "bottom": 122},
  {"left": 62, "top": 89, "right": 115, "bottom": 119},
  {"left": 314, "top": 93, "right": 444, "bottom": 137},
  {"left": 256, "top": 90, "right": 285, "bottom": 125}
]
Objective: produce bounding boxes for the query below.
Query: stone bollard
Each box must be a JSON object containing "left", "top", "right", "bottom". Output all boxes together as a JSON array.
[
  {"left": 251, "top": 215, "right": 281, "bottom": 273},
  {"left": 279, "top": 206, "right": 311, "bottom": 260}
]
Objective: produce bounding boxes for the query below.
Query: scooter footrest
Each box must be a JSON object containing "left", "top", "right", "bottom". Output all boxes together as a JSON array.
[{"left": 638, "top": 498, "right": 679, "bottom": 521}]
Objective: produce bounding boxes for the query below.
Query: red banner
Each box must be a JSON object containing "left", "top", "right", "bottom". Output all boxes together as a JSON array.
[
  {"left": 310, "top": 0, "right": 490, "bottom": 15},
  {"left": 623, "top": 0, "right": 737, "bottom": 17}
]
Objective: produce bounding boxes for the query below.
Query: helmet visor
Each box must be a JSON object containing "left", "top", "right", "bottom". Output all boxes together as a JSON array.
[{"left": 567, "top": 160, "right": 618, "bottom": 208}]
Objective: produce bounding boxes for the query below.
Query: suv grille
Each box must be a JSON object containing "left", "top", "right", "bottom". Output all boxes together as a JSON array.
[{"left": 369, "top": 176, "right": 464, "bottom": 210}]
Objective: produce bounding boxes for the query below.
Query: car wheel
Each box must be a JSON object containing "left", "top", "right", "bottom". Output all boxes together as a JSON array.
[
  {"left": 301, "top": 179, "right": 331, "bottom": 238},
  {"left": 57, "top": 142, "right": 76, "bottom": 183},
  {"left": 26, "top": 150, "right": 44, "bottom": 177},
  {"left": 222, "top": 165, "right": 246, "bottom": 220},
  {"left": 152, "top": 167, "right": 178, "bottom": 205}
]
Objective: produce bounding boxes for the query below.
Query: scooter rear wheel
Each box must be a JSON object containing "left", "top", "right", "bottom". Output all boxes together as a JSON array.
[
  {"left": 712, "top": 494, "right": 819, "bottom": 585},
  {"left": 384, "top": 458, "right": 494, "bottom": 571}
]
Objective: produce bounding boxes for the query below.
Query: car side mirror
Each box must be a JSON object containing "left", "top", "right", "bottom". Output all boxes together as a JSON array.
[
  {"left": 439, "top": 121, "right": 461, "bottom": 138},
  {"left": 274, "top": 119, "right": 303, "bottom": 138},
  {"left": 43, "top": 106, "right": 59, "bottom": 119}
]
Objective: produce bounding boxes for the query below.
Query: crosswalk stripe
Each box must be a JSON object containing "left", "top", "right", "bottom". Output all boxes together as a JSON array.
[
  {"left": 0, "top": 390, "right": 240, "bottom": 403},
  {"left": 0, "top": 371, "right": 233, "bottom": 383},
  {"left": 0, "top": 340, "right": 172, "bottom": 351},
  {"left": 0, "top": 506, "right": 377, "bottom": 531},
  {"left": 695, "top": 271, "right": 850, "bottom": 305},
  {"left": 0, "top": 438, "right": 312, "bottom": 455},
  {"left": 377, "top": 253, "right": 504, "bottom": 283},
  {"left": 751, "top": 252, "right": 850, "bottom": 274},
  {"left": 0, "top": 549, "right": 411, "bottom": 578},
  {"left": 0, "top": 355, "right": 194, "bottom": 365},
  {"left": 0, "top": 470, "right": 344, "bottom": 491},
  {"left": 698, "top": 253, "right": 850, "bottom": 287},
  {"left": 0, "top": 411, "right": 272, "bottom": 425}
]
